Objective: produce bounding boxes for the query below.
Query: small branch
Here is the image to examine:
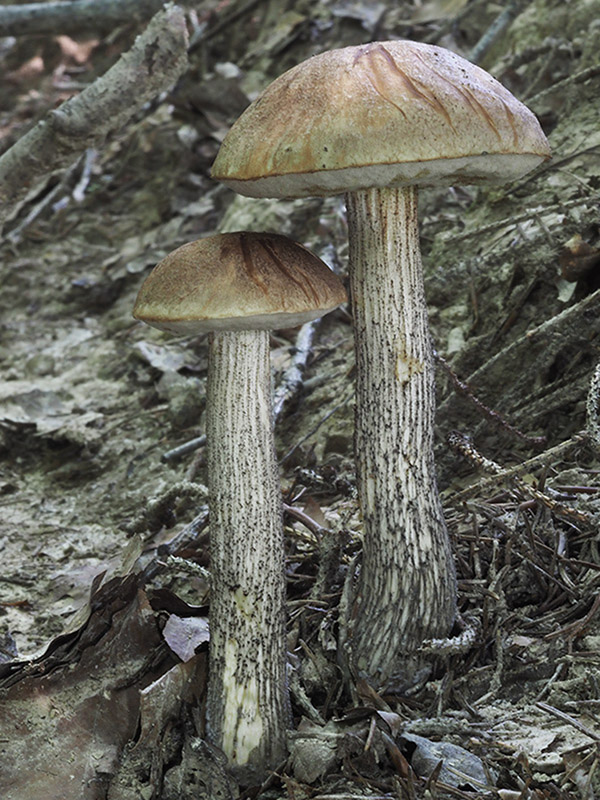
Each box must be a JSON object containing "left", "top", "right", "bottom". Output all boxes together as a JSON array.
[
  {"left": 438, "top": 288, "right": 600, "bottom": 424},
  {"left": 441, "top": 196, "right": 599, "bottom": 245},
  {"left": 450, "top": 432, "right": 589, "bottom": 503},
  {"left": 419, "top": 613, "right": 481, "bottom": 657},
  {"left": 283, "top": 502, "right": 328, "bottom": 539},
  {"left": 273, "top": 320, "right": 318, "bottom": 418},
  {"left": 509, "top": 144, "right": 600, "bottom": 194},
  {"left": 0, "top": 0, "right": 169, "bottom": 37},
  {"left": 469, "top": 0, "right": 529, "bottom": 64},
  {"left": 528, "top": 64, "right": 600, "bottom": 108},
  {"left": 6, "top": 158, "right": 80, "bottom": 243},
  {"left": 0, "top": 2, "right": 189, "bottom": 234},
  {"left": 137, "top": 506, "right": 209, "bottom": 584},
  {"left": 281, "top": 390, "right": 353, "bottom": 464},
  {"left": 190, "top": 0, "right": 263, "bottom": 49},
  {"left": 71, "top": 147, "right": 97, "bottom": 203},
  {"left": 434, "top": 349, "right": 545, "bottom": 447},
  {"left": 448, "top": 430, "right": 594, "bottom": 526},
  {"left": 162, "top": 435, "right": 206, "bottom": 464},
  {"left": 536, "top": 701, "right": 600, "bottom": 743}
]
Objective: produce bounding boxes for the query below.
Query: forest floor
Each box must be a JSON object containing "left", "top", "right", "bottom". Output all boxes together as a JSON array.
[{"left": 1, "top": 0, "right": 600, "bottom": 798}]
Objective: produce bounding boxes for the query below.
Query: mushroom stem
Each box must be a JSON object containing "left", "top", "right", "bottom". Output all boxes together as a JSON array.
[
  {"left": 346, "top": 185, "right": 457, "bottom": 688},
  {"left": 206, "top": 329, "right": 289, "bottom": 776}
]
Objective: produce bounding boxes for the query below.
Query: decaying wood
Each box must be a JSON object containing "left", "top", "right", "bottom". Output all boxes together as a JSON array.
[{"left": 0, "top": 2, "right": 188, "bottom": 233}]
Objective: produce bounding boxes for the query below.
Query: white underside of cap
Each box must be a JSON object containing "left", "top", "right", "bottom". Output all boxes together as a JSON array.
[
  {"left": 137, "top": 305, "right": 336, "bottom": 335},
  {"left": 218, "top": 153, "right": 545, "bottom": 199}
]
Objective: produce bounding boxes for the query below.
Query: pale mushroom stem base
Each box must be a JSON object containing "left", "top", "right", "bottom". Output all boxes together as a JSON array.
[
  {"left": 206, "top": 329, "right": 289, "bottom": 777},
  {"left": 346, "top": 185, "right": 457, "bottom": 689}
]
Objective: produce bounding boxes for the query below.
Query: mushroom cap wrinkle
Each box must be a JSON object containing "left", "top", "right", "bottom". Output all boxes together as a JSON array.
[
  {"left": 133, "top": 232, "right": 347, "bottom": 334},
  {"left": 212, "top": 40, "right": 550, "bottom": 198}
]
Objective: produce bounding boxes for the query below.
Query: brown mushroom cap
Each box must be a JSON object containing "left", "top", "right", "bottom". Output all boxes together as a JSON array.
[
  {"left": 212, "top": 41, "right": 551, "bottom": 198},
  {"left": 133, "top": 232, "right": 347, "bottom": 334}
]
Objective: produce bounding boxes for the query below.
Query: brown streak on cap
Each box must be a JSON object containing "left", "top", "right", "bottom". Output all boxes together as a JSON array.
[
  {"left": 411, "top": 51, "right": 500, "bottom": 141},
  {"left": 133, "top": 232, "right": 347, "bottom": 334},
  {"left": 238, "top": 232, "right": 268, "bottom": 297},
  {"left": 374, "top": 45, "right": 455, "bottom": 130},
  {"left": 211, "top": 41, "right": 551, "bottom": 198},
  {"left": 257, "top": 238, "right": 322, "bottom": 307}
]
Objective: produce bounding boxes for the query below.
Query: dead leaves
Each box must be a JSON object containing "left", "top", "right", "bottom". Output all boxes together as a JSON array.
[{"left": 0, "top": 573, "right": 208, "bottom": 800}]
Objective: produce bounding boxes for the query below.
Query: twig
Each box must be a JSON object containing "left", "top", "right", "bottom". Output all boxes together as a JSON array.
[
  {"left": 162, "top": 435, "right": 206, "bottom": 464},
  {"left": 287, "top": 668, "right": 326, "bottom": 725},
  {"left": 272, "top": 320, "right": 318, "bottom": 418},
  {"left": 438, "top": 288, "right": 600, "bottom": 424},
  {"left": 0, "top": 3, "right": 189, "bottom": 234},
  {"left": 419, "top": 613, "right": 481, "bottom": 656},
  {"left": 310, "top": 796, "right": 395, "bottom": 800},
  {"left": 434, "top": 349, "right": 545, "bottom": 447},
  {"left": 337, "top": 552, "right": 360, "bottom": 693},
  {"left": 440, "top": 196, "right": 599, "bottom": 245},
  {"left": 500, "top": 37, "right": 569, "bottom": 71},
  {"left": 528, "top": 64, "right": 600, "bottom": 108},
  {"left": 72, "top": 148, "right": 97, "bottom": 203},
  {"left": 137, "top": 506, "right": 209, "bottom": 584},
  {"left": 545, "top": 592, "right": 600, "bottom": 641},
  {"left": 536, "top": 701, "right": 600, "bottom": 743},
  {"left": 190, "top": 0, "right": 264, "bottom": 48},
  {"left": 451, "top": 360, "right": 600, "bottom": 504},
  {"left": 0, "top": 0, "right": 171, "bottom": 37},
  {"left": 510, "top": 144, "right": 600, "bottom": 193},
  {"left": 469, "top": 0, "right": 529, "bottom": 64},
  {"left": 283, "top": 503, "right": 328, "bottom": 538},
  {"left": 6, "top": 146, "right": 98, "bottom": 241},
  {"left": 281, "top": 390, "right": 353, "bottom": 464},
  {"left": 6, "top": 159, "right": 80, "bottom": 243},
  {"left": 448, "top": 430, "right": 594, "bottom": 526},
  {"left": 533, "top": 661, "right": 567, "bottom": 703}
]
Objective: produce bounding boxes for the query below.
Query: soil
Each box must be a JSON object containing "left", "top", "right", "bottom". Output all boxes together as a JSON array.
[{"left": 1, "top": 1, "right": 600, "bottom": 798}]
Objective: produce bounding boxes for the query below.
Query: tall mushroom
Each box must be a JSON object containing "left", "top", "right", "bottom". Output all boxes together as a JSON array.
[
  {"left": 133, "top": 232, "right": 347, "bottom": 776},
  {"left": 211, "top": 41, "right": 551, "bottom": 689}
]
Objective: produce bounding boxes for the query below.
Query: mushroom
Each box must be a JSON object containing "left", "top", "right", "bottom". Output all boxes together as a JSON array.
[
  {"left": 133, "top": 232, "right": 347, "bottom": 775},
  {"left": 211, "top": 41, "right": 551, "bottom": 688}
]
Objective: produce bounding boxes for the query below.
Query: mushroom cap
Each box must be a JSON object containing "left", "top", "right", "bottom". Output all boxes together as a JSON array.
[
  {"left": 133, "top": 232, "right": 347, "bottom": 334},
  {"left": 212, "top": 40, "right": 550, "bottom": 198}
]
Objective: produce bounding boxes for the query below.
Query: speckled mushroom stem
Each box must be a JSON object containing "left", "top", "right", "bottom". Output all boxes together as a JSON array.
[
  {"left": 346, "top": 185, "right": 457, "bottom": 689},
  {"left": 206, "top": 329, "right": 289, "bottom": 777}
]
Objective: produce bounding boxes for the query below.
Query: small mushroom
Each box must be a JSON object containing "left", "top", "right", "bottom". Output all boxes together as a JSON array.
[
  {"left": 212, "top": 41, "right": 551, "bottom": 688},
  {"left": 133, "top": 232, "right": 346, "bottom": 777}
]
